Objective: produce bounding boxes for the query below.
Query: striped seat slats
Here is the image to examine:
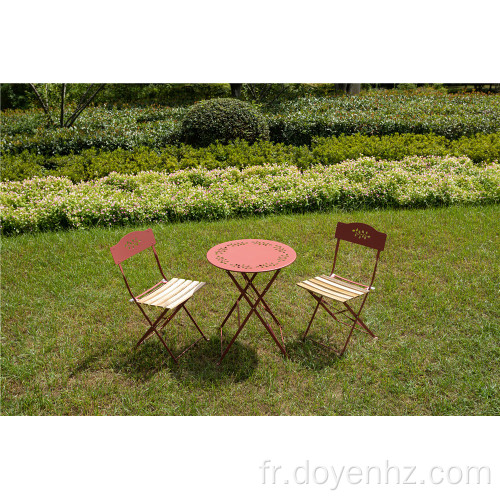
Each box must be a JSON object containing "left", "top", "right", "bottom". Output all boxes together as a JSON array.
[
  {"left": 137, "top": 278, "right": 205, "bottom": 309},
  {"left": 297, "top": 274, "right": 369, "bottom": 303}
]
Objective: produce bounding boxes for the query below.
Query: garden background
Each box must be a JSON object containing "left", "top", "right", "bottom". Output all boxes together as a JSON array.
[{"left": 2, "top": 83, "right": 499, "bottom": 417}]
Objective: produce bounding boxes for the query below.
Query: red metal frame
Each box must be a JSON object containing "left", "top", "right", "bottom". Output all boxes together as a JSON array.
[
  {"left": 207, "top": 239, "right": 296, "bottom": 364},
  {"left": 110, "top": 229, "right": 208, "bottom": 363},
  {"left": 218, "top": 269, "right": 287, "bottom": 364},
  {"left": 301, "top": 222, "right": 387, "bottom": 356}
]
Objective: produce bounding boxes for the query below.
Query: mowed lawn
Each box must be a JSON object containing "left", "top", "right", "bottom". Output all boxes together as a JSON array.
[{"left": 2, "top": 204, "right": 499, "bottom": 415}]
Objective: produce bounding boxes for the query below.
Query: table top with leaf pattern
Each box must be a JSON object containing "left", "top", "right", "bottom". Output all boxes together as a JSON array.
[{"left": 207, "top": 239, "right": 296, "bottom": 273}]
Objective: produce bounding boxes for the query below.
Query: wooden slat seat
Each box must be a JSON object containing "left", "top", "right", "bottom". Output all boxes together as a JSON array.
[
  {"left": 137, "top": 278, "right": 206, "bottom": 309},
  {"left": 297, "top": 274, "right": 368, "bottom": 303}
]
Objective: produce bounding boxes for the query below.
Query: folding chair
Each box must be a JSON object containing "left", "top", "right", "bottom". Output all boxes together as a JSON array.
[
  {"left": 110, "top": 228, "right": 208, "bottom": 363},
  {"left": 297, "top": 222, "right": 387, "bottom": 356}
]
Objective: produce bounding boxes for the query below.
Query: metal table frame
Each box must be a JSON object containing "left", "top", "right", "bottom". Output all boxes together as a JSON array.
[{"left": 207, "top": 239, "right": 296, "bottom": 364}]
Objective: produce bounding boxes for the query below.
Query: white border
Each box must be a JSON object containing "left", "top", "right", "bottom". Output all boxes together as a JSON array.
[
  {"left": 1, "top": 417, "right": 498, "bottom": 499},
  {"left": 2, "top": 1, "right": 499, "bottom": 82}
]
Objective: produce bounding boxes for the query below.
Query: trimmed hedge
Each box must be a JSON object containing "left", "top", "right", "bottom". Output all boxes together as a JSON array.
[
  {"left": 2, "top": 157, "right": 499, "bottom": 236},
  {"left": 0, "top": 106, "right": 185, "bottom": 156},
  {"left": 266, "top": 91, "right": 500, "bottom": 144},
  {"left": 310, "top": 132, "right": 500, "bottom": 165},
  {"left": 2, "top": 133, "right": 499, "bottom": 183},
  {"left": 3, "top": 91, "right": 499, "bottom": 157}
]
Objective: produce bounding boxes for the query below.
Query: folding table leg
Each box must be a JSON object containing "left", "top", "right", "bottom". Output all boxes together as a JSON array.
[
  {"left": 242, "top": 272, "right": 283, "bottom": 329},
  {"left": 218, "top": 269, "right": 287, "bottom": 364},
  {"left": 241, "top": 272, "right": 288, "bottom": 355},
  {"left": 236, "top": 270, "right": 287, "bottom": 358},
  {"left": 219, "top": 273, "right": 258, "bottom": 330},
  {"left": 219, "top": 272, "right": 257, "bottom": 358},
  {"left": 218, "top": 302, "right": 257, "bottom": 363}
]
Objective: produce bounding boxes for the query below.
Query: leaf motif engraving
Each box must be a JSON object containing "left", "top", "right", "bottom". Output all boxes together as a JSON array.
[
  {"left": 126, "top": 238, "right": 141, "bottom": 249},
  {"left": 352, "top": 228, "right": 370, "bottom": 240}
]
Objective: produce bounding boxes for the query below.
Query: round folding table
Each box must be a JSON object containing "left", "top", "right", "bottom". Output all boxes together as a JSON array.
[{"left": 207, "top": 239, "right": 296, "bottom": 364}]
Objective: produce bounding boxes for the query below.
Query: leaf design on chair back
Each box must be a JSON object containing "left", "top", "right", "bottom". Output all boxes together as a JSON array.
[
  {"left": 352, "top": 228, "right": 370, "bottom": 240},
  {"left": 126, "top": 238, "right": 141, "bottom": 250}
]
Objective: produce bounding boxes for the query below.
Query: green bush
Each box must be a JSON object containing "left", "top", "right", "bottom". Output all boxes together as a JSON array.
[
  {"left": 0, "top": 84, "right": 33, "bottom": 110},
  {"left": 241, "top": 84, "right": 308, "bottom": 103},
  {"left": 3, "top": 92, "right": 499, "bottom": 156},
  {"left": 310, "top": 132, "right": 500, "bottom": 165},
  {"left": 397, "top": 83, "right": 418, "bottom": 90},
  {"left": 180, "top": 98, "right": 270, "bottom": 147},
  {"left": 2, "top": 133, "right": 500, "bottom": 183},
  {"left": 0, "top": 151, "right": 47, "bottom": 181},
  {"left": 0, "top": 147, "right": 181, "bottom": 183},
  {"left": 265, "top": 90, "right": 500, "bottom": 144},
  {"left": 93, "top": 83, "right": 231, "bottom": 106},
  {"left": 0, "top": 106, "right": 186, "bottom": 156}
]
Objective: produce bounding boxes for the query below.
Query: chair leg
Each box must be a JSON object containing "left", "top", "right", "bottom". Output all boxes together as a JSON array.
[
  {"left": 154, "top": 329, "right": 179, "bottom": 363},
  {"left": 135, "top": 305, "right": 183, "bottom": 363},
  {"left": 135, "top": 306, "right": 177, "bottom": 348},
  {"left": 156, "top": 301, "right": 208, "bottom": 362},
  {"left": 338, "top": 321, "right": 357, "bottom": 356},
  {"left": 182, "top": 304, "right": 208, "bottom": 341},
  {"left": 134, "top": 302, "right": 206, "bottom": 364},
  {"left": 302, "top": 291, "right": 376, "bottom": 356},
  {"left": 302, "top": 298, "right": 321, "bottom": 341},
  {"left": 338, "top": 298, "right": 376, "bottom": 355},
  {"left": 344, "top": 302, "right": 377, "bottom": 338}
]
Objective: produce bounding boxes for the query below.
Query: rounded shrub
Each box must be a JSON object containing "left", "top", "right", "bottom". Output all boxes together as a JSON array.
[{"left": 180, "top": 98, "right": 270, "bottom": 147}]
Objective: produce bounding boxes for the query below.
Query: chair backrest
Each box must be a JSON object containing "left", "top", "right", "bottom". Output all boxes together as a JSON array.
[
  {"left": 110, "top": 228, "right": 156, "bottom": 265},
  {"left": 331, "top": 222, "right": 387, "bottom": 288},
  {"left": 335, "top": 222, "right": 386, "bottom": 251}
]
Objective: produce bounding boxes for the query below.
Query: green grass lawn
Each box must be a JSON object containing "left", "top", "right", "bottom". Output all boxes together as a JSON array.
[{"left": 1, "top": 204, "right": 499, "bottom": 415}]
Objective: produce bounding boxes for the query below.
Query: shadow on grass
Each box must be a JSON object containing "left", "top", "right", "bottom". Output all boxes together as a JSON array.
[
  {"left": 170, "top": 337, "right": 258, "bottom": 385},
  {"left": 106, "top": 336, "right": 258, "bottom": 384},
  {"left": 69, "top": 342, "right": 172, "bottom": 382},
  {"left": 70, "top": 351, "right": 104, "bottom": 377},
  {"left": 111, "top": 342, "right": 177, "bottom": 381},
  {"left": 286, "top": 338, "right": 342, "bottom": 371}
]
